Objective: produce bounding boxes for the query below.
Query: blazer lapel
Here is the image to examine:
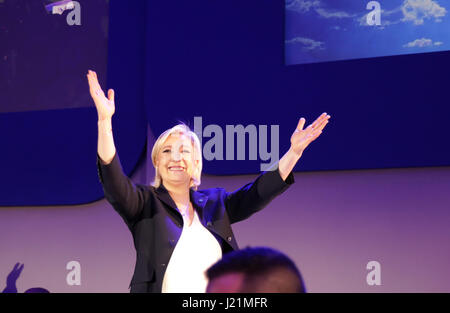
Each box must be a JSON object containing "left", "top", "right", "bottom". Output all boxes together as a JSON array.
[
  {"left": 155, "top": 184, "right": 210, "bottom": 225},
  {"left": 190, "top": 189, "right": 209, "bottom": 224},
  {"left": 154, "top": 184, "right": 178, "bottom": 211},
  {"left": 190, "top": 189, "right": 233, "bottom": 249},
  {"left": 156, "top": 185, "right": 232, "bottom": 249}
]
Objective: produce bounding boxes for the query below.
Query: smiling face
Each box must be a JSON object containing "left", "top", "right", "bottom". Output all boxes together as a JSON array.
[{"left": 156, "top": 133, "right": 198, "bottom": 189}]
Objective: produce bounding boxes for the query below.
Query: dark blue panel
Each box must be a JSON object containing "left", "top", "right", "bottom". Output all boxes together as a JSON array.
[
  {"left": 0, "top": 0, "right": 147, "bottom": 206},
  {"left": 145, "top": 0, "right": 450, "bottom": 175}
]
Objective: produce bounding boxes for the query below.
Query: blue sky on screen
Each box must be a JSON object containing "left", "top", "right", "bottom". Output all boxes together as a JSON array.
[{"left": 285, "top": 0, "right": 449, "bottom": 65}]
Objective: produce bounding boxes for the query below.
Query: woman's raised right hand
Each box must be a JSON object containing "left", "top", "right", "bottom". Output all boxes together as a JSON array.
[{"left": 87, "top": 70, "right": 115, "bottom": 120}]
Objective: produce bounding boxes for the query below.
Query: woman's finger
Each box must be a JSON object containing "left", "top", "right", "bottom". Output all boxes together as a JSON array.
[
  {"left": 296, "top": 117, "right": 305, "bottom": 131},
  {"left": 89, "top": 78, "right": 104, "bottom": 98},
  {"left": 315, "top": 118, "right": 329, "bottom": 132},
  {"left": 87, "top": 72, "right": 97, "bottom": 90},
  {"left": 107, "top": 89, "right": 114, "bottom": 101},
  {"left": 92, "top": 74, "right": 100, "bottom": 89},
  {"left": 309, "top": 113, "right": 324, "bottom": 129},
  {"left": 310, "top": 112, "right": 328, "bottom": 129},
  {"left": 87, "top": 73, "right": 93, "bottom": 86},
  {"left": 88, "top": 70, "right": 100, "bottom": 89}
]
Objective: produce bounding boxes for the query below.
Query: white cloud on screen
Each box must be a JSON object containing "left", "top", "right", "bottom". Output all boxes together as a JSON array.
[
  {"left": 401, "top": 0, "right": 447, "bottom": 25},
  {"left": 285, "top": 0, "right": 320, "bottom": 13},
  {"left": 358, "top": 0, "right": 447, "bottom": 27},
  {"left": 359, "top": 7, "right": 402, "bottom": 27},
  {"left": 315, "top": 7, "right": 355, "bottom": 19},
  {"left": 287, "top": 0, "right": 447, "bottom": 27},
  {"left": 285, "top": 37, "right": 325, "bottom": 50},
  {"left": 403, "top": 37, "right": 444, "bottom": 47},
  {"left": 286, "top": 0, "right": 354, "bottom": 19}
]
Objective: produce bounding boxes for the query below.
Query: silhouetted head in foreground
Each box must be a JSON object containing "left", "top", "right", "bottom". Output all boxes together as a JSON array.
[
  {"left": 206, "top": 247, "right": 306, "bottom": 293},
  {"left": 24, "top": 287, "right": 50, "bottom": 293}
]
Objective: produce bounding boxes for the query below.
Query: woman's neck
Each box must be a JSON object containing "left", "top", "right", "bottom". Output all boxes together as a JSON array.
[{"left": 163, "top": 181, "right": 190, "bottom": 205}]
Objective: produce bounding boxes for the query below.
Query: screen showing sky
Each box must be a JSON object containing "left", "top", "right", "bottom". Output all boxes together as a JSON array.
[{"left": 285, "top": 0, "right": 449, "bottom": 65}]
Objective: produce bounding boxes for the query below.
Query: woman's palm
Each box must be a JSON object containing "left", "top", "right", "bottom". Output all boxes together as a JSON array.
[{"left": 87, "top": 70, "right": 115, "bottom": 120}]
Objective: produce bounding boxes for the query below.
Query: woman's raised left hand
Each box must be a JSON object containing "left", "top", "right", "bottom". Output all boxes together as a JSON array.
[{"left": 290, "top": 112, "right": 331, "bottom": 156}]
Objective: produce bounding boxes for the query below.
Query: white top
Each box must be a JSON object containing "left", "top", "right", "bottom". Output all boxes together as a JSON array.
[{"left": 161, "top": 209, "right": 222, "bottom": 293}]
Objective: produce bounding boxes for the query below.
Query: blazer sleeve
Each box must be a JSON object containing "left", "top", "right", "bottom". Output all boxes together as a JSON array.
[
  {"left": 224, "top": 164, "right": 295, "bottom": 224},
  {"left": 96, "top": 151, "right": 147, "bottom": 225}
]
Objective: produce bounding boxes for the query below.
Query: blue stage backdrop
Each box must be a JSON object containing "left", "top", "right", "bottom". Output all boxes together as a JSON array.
[
  {"left": 0, "top": 0, "right": 449, "bottom": 206},
  {"left": 145, "top": 0, "right": 450, "bottom": 175}
]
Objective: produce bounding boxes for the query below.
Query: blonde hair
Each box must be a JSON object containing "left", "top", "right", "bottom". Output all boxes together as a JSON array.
[{"left": 151, "top": 123, "right": 202, "bottom": 190}]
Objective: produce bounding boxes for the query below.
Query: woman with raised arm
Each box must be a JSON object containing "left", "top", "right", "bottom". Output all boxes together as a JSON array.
[{"left": 87, "top": 69, "right": 330, "bottom": 293}]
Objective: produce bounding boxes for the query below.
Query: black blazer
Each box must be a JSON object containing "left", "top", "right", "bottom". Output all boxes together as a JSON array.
[{"left": 96, "top": 152, "right": 295, "bottom": 293}]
